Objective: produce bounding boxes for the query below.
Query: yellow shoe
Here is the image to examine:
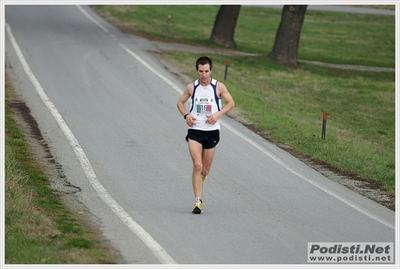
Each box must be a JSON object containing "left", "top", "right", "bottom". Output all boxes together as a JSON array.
[
  {"left": 192, "top": 199, "right": 203, "bottom": 214},
  {"left": 202, "top": 175, "right": 207, "bottom": 182}
]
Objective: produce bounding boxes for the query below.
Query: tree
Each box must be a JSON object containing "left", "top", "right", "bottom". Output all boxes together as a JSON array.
[
  {"left": 269, "top": 5, "right": 308, "bottom": 66},
  {"left": 210, "top": 5, "right": 241, "bottom": 48}
]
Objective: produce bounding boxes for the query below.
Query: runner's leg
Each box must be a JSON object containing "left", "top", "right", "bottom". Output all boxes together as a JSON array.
[
  {"left": 202, "top": 147, "right": 216, "bottom": 178},
  {"left": 188, "top": 139, "right": 204, "bottom": 199}
]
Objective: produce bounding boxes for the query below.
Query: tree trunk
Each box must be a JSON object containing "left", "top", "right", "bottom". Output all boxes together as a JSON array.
[
  {"left": 269, "top": 5, "right": 307, "bottom": 66},
  {"left": 210, "top": 5, "right": 241, "bottom": 48}
]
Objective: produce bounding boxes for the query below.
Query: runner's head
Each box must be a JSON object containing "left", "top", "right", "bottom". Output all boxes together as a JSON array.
[{"left": 196, "top": 56, "right": 213, "bottom": 71}]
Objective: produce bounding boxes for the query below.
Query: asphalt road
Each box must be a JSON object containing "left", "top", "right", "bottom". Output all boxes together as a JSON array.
[{"left": 4, "top": 5, "right": 395, "bottom": 265}]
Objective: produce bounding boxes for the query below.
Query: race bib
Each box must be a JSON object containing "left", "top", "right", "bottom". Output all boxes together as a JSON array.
[{"left": 195, "top": 98, "right": 214, "bottom": 116}]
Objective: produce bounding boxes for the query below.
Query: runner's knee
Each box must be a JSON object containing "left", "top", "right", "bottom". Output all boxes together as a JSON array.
[{"left": 193, "top": 160, "right": 202, "bottom": 172}]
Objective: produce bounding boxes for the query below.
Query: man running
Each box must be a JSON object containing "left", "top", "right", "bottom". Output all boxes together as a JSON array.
[{"left": 177, "top": 56, "right": 235, "bottom": 214}]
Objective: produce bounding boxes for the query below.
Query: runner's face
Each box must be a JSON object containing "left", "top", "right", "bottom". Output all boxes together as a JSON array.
[{"left": 197, "top": 64, "right": 212, "bottom": 83}]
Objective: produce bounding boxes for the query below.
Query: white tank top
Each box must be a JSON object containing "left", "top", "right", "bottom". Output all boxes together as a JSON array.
[{"left": 189, "top": 78, "right": 221, "bottom": 130}]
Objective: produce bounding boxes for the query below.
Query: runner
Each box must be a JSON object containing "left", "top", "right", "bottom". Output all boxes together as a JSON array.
[{"left": 177, "top": 56, "right": 235, "bottom": 214}]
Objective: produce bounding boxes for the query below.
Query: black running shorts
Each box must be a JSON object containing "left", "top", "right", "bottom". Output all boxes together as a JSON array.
[{"left": 186, "top": 129, "right": 220, "bottom": 149}]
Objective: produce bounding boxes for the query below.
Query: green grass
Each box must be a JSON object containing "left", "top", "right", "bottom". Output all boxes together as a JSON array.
[
  {"left": 93, "top": 5, "right": 395, "bottom": 67},
  {"left": 5, "top": 73, "right": 120, "bottom": 264},
  {"left": 92, "top": 5, "right": 395, "bottom": 193}
]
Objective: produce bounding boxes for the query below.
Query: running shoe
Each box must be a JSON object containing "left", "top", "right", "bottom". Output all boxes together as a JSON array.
[
  {"left": 202, "top": 175, "right": 207, "bottom": 182},
  {"left": 192, "top": 199, "right": 203, "bottom": 214}
]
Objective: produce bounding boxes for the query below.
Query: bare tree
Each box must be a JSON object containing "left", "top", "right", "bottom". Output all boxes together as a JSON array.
[
  {"left": 269, "top": 5, "right": 308, "bottom": 66},
  {"left": 210, "top": 5, "right": 241, "bottom": 48}
]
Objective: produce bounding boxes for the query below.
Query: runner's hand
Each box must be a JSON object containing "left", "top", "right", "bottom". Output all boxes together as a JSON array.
[
  {"left": 206, "top": 114, "right": 218, "bottom": 125},
  {"left": 186, "top": 115, "right": 196, "bottom": 127}
]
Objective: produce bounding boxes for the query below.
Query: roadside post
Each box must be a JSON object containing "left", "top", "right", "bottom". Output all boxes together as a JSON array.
[
  {"left": 165, "top": 15, "right": 171, "bottom": 36},
  {"left": 321, "top": 112, "right": 328, "bottom": 139},
  {"left": 224, "top": 59, "right": 229, "bottom": 80}
]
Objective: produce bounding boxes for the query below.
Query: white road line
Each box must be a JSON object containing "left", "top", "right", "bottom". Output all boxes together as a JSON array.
[
  {"left": 119, "top": 43, "right": 183, "bottom": 95},
  {"left": 117, "top": 21, "right": 394, "bottom": 232},
  {"left": 222, "top": 123, "right": 395, "bottom": 230},
  {"left": 76, "top": 5, "right": 109, "bottom": 33},
  {"left": 5, "top": 22, "right": 177, "bottom": 264}
]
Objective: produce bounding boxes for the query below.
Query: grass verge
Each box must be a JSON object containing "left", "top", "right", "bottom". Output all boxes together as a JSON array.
[
  {"left": 5, "top": 72, "right": 121, "bottom": 264},
  {"left": 92, "top": 5, "right": 395, "bottom": 67}
]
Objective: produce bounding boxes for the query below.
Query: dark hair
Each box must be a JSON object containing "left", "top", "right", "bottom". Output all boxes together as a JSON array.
[{"left": 196, "top": 56, "right": 213, "bottom": 70}]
